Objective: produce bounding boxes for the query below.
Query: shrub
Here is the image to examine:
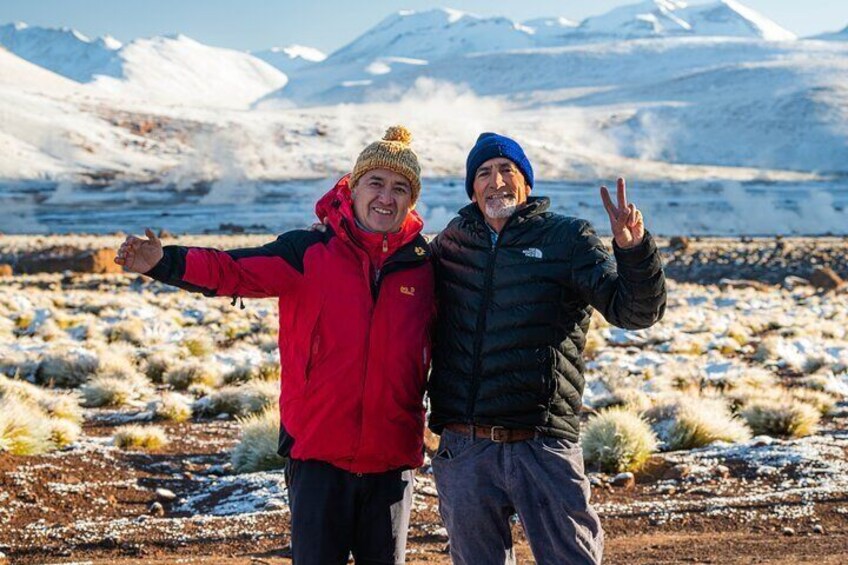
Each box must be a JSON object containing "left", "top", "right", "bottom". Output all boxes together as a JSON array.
[
  {"left": 141, "top": 350, "right": 179, "bottom": 383},
  {"left": 148, "top": 392, "right": 193, "bottom": 423},
  {"left": 787, "top": 388, "right": 836, "bottom": 416},
  {"left": 113, "top": 425, "right": 169, "bottom": 451},
  {"left": 104, "top": 318, "right": 146, "bottom": 346},
  {"left": 646, "top": 397, "right": 751, "bottom": 451},
  {"left": 0, "top": 397, "right": 54, "bottom": 455},
  {"left": 182, "top": 333, "right": 215, "bottom": 358},
  {"left": 741, "top": 398, "right": 820, "bottom": 438},
  {"left": 164, "top": 360, "right": 220, "bottom": 390},
  {"left": 36, "top": 347, "right": 100, "bottom": 387},
  {"left": 80, "top": 373, "right": 151, "bottom": 408},
  {"left": 231, "top": 408, "right": 285, "bottom": 473},
  {"left": 581, "top": 408, "right": 658, "bottom": 474},
  {"left": 194, "top": 381, "right": 279, "bottom": 418},
  {"left": 47, "top": 418, "right": 81, "bottom": 448},
  {"left": 223, "top": 360, "right": 281, "bottom": 385},
  {"left": 0, "top": 375, "right": 83, "bottom": 424}
]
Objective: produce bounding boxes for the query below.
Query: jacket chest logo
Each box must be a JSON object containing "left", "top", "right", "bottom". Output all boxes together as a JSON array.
[
  {"left": 400, "top": 286, "right": 416, "bottom": 296},
  {"left": 414, "top": 246, "right": 426, "bottom": 256},
  {"left": 522, "top": 248, "right": 543, "bottom": 259}
]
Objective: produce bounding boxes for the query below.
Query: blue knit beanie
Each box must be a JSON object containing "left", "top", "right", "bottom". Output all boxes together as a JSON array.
[{"left": 465, "top": 132, "right": 534, "bottom": 199}]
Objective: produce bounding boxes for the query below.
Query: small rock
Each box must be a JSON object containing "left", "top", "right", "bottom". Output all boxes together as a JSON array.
[
  {"left": 782, "top": 527, "right": 795, "bottom": 537},
  {"left": 155, "top": 488, "right": 177, "bottom": 501},
  {"left": 663, "top": 464, "right": 691, "bottom": 481},
  {"left": 688, "top": 487, "right": 715, "bottom": 497},
  {"left": 712, "top": 465, "right": 731, "bottom": 480},
  {"left": 669, "top": 236, "right": 690, "bottom": 251},
  {"left": 0, "top": 550, "right": 6, "bottom": 560},
  {"left": 432, "top": 527, "right": 448, "bottom": 540},
  {"left": 419, "top": 485, "right": 439, "bottom": 497},
  {"left": 809, "top": 267, "right": 844, "bottom": 291},
  {"left": 148, "top": 501, "right": 165, "bottom": 517},
  {"left": 589, "top": 476, "right": 603, "bottom": 487},
  {"left": 216, "top": 413, "right": 231, "bottom": 420},
  {"left": 611, "top": 472, "right": 635, "bottom": 488},
  {"left": 657, "top": 484, "right": 677, "bottom": 495},
  {"left": 812, "top": 524, "right": 825, "bottom": 535},
  {"left": 264, "top": 499, "right": 287, "bottom": 512}
]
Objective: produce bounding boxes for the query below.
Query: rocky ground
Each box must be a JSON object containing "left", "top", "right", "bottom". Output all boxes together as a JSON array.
[{"left": 1, "top": 235, "right": 847, "bottom": 564}]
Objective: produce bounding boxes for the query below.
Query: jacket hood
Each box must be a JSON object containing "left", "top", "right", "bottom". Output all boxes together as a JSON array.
[{"left": 315, "top": 175, "right": 425, "bottom": 265}]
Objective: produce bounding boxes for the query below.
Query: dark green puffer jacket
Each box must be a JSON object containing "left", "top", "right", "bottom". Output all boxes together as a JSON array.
[{"left": 428, "top": 197, "right": 666, "bottom": 441}]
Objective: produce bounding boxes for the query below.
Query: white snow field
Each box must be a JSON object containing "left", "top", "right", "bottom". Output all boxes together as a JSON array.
[{"left": 0, "top": 0, "right": 846, "bottom": 234}]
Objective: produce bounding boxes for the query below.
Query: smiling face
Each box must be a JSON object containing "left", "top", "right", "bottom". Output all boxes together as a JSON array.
[
  {"left": 471, "top": 157, "right": 531, "bottom": 232},
  {"left": 350, "top": 168, "right": 414, "bottom": 233}
]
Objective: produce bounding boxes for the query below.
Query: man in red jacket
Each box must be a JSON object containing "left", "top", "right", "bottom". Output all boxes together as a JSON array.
[{"left": 116, "top": 126, "right": 435, "bottom": 565}]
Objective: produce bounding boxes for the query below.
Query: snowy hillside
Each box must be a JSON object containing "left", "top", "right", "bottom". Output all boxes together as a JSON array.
[
  {"left": 576, "top": 0, "right": 796, "bottom": 41},
  {"left": 252, "top": 45, "right": 326, "bottom": 74},
  {"left": 0, "top": 22, "right": 121, "bottom": 82},
  {"left": 88, "top": 34, "right": 288, "bottom": 108},
  {"left": 0, "top": 24, "right": 287, "bottom": 108},
  {"left": 814, "top": 25, "right": 848, "bottom": 42},
  {"left": 0, "top": 0, "right": 846, "bottom": 188}
]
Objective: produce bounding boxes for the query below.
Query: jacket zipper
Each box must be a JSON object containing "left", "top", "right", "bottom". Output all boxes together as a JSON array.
[{"left": 464, "top": 217, "right": 518, "bottom": 422}]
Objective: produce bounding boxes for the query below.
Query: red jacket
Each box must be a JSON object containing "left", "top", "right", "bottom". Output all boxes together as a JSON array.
[{"left": 147, "top": 175, "right": 436, "bottom": 473}]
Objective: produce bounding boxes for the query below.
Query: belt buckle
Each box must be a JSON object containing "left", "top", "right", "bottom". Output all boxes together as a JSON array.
[{"left": 490, "top": 426, "right": 508, "bottom": 443}]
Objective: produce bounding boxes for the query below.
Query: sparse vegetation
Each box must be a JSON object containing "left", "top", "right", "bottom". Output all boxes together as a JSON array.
[
  {"left": 647, "top": 397, "right": 751, "bottom": 451},
  {"left": 231, "top": 408, "right": 286, "bottom": 473},
  {"left": 741, "top": 398, "right": 821, "bottom": 438},
  {"left": 194, "top": 380, "right": 279, "bottom": 418},
  {"left": 581, "top": 408, "right": 658, "bottom": 474},
  {"left": 113, "top": 425, "right": 169, "bottom": 451}
]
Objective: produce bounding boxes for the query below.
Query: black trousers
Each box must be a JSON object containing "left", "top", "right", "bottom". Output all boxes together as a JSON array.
[{"left": 286, "top": 459, "right": 414, "bottom": 565}]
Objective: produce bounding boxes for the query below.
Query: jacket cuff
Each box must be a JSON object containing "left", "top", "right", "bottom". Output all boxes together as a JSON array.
[
  {"left": 143, "top": 246, "right": 181, "bottom": 282},
  {"left": 613, "top": 231, "right": 657, "bottom": 265}
]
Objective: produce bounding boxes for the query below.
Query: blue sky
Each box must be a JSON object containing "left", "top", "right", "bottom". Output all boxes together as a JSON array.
[{"left": 0, "top": 0, "right": 845, "bottom": 53}]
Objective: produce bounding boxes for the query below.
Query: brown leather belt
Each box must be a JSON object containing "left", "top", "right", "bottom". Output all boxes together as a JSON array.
[{"left": 444, "top": 423, "right": 537, "bottom": 443}]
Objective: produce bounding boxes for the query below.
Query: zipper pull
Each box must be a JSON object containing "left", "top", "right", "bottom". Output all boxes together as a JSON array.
[
  {"left": 382, "top": 234, "right": 388, "bottom": 253},
  {"left": 230, "top": 295, "right": 238, "bottom": 307},
  {"left": 239, "top": 297, "right": 245, "bottom": 310}
]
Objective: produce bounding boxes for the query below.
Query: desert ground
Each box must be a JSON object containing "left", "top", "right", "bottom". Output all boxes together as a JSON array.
[{"left": 1, "top": 234, "right": 846, "bottom": 564}]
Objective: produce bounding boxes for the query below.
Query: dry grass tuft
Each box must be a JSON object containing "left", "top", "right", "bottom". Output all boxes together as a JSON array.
[
  {"left": 741, "top": 398, "right": 820, "bottom": 438},
  {"left": 230, "top": 408, "right": 285, "bottom": 473},
  {"left": 148, "top": 392, "right": 193, "bottom": 423},
  {"left": 80, "top": 373, "right": 151, "bottom": 408},
  {"left": 581, "top": 407, "right": 658, "bottom": 474},
  {"left": 36, "top": 346, "right": 100, "bottom": 388},
  {"left": 194, "top": 380, "right": 279, "bottom": 418},
  {"left": 113, "top": 424, "right": 169, "bottom": 451},
  {"left": 182, "top": 333, "right": 215, "bottom": 358},
  {"left": 164, "top": 359, "right": 220, "bottom": 390},
  {"left": 646, "top": 396, "right": 751, "bottom": 450},
  {"left": 104, "top": 318, "right": 147, "bottom": 346}
]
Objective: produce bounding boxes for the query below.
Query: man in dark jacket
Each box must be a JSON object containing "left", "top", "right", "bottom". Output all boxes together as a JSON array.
[
  {"left": 428, "top": 132, "right": 666, "bottom": 565},
  {"left": 116, "top": 127, "right": 436, "bottom": 565}
]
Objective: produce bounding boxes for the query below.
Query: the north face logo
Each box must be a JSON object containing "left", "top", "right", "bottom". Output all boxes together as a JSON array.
[
  {"left": 522, "top": 248, "right": 543, "bottom": 259},
  {"left": 400, "top": 286, "right": 416, "bottom": 296}
]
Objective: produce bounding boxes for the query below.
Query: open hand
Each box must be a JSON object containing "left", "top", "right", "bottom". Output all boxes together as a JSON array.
[
  {"left": 600, "top": 178, "right": 645, "bottom": 249},
  {"left": 115, "top": 228, "right": 164, "bottom": 274}
]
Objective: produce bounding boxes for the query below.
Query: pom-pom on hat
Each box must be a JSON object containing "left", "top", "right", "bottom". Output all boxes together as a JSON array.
[
  {"left": 350, "top": 126, "right": 422, "bottom": 204},
  {"left": 465, "top": 132, "right": 533, "bottom": 199}
]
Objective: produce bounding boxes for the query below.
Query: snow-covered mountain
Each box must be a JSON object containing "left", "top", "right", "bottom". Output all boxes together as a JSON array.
[
  {"left": 252, "top": 45, "right": 326, "bottom": 74},
  {"left": 576, "top": 0, "right": 796, "bottom": 41},
  {"left": 0, "top": 23, "right": 287, "bottom": 108},
  {"left": 0, "top": 22, "right": 121, "bottom": 82},
  {"left": 814, "top": 25, "right": 848, "bottom": 42},
  {"left": 88, "top": 34, "right": 288, "bottom": 108},
  {"left": 0, "top": 0, "right": 846, "bottom": 188}
]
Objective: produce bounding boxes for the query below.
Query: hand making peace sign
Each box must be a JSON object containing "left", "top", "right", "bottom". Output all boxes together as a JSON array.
[{"left": 600, "top": 178, "right": 645, "bottom": 250}]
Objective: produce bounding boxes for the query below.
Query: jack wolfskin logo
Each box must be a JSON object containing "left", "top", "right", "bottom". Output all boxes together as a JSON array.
[
  {"left": 522, "top": 248, "right": 543, "bottom": 259},
  {"left": 414, "top": 246, "right": 426, "bottom": 256},
  {"left": 401, "top": 286, "right": 416, "bottom": 296}
]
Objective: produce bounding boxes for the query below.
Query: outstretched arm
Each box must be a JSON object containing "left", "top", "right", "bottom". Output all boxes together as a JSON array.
[{"left": 116, "top": 229, "right": 310, "bottom": 298}]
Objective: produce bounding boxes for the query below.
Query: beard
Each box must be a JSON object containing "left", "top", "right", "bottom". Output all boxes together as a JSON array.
[{"left": 484, "top": 194, "right": 518, "bottom": 219}]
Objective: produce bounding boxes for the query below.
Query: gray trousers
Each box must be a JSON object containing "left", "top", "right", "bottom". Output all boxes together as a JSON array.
[{"left": 432, "top": 429, "right": 604, "bottom": 565}]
